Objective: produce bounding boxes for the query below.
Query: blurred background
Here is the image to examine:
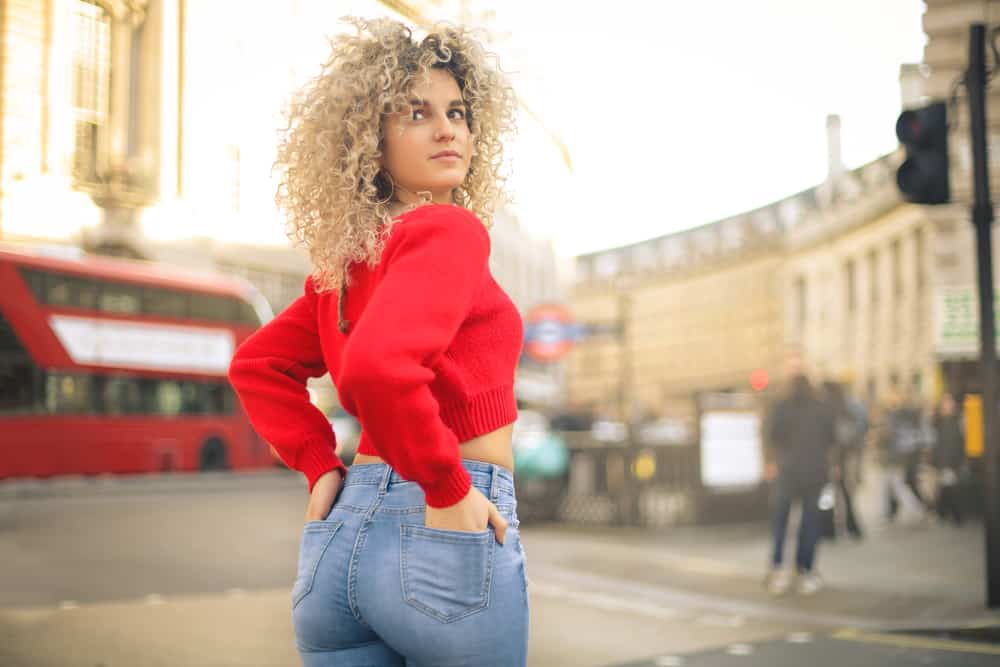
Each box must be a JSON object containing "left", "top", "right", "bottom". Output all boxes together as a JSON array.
[{"left": 2, "top": 1, "right": 999, "bottom": 666}]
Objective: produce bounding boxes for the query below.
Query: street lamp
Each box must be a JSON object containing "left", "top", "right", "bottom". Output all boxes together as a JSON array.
[{"left": 613, "top": 272, "right": 640, "bottom": 524}]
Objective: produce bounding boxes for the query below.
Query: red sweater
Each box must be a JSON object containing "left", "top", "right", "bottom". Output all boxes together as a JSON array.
[{"left": 228, "top": 204, "right": 523, "bottom": 507}]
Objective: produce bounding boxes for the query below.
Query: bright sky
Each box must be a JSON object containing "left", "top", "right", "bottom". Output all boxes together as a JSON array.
[{"left": 164, "top": 0, "right": 927, "bottom": 261}]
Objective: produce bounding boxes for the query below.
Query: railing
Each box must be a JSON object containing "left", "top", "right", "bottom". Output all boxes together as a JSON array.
[{"left": 517, "top": 432, "right": 770, "bottom": 527}]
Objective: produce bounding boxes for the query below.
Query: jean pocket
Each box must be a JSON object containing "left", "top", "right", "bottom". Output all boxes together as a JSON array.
[
  {"left": 400, "top": 524, "right": 495, "bottom": 623},
  {"left": 292, "top": 520, "right": 343, "bottom": 609}
]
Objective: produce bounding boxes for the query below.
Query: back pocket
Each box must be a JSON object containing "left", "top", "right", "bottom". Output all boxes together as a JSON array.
[
  {"left": 292, "top": 520, "right": 343, "bottom": 609},
  {"left": 400, "top": 524, "right": 495, "bottom": 623}
]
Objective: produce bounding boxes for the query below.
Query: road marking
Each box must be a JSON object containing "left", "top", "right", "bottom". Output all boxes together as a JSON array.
[
  {"left": 725, "top": 643, "right": 754, "bottom": 655},
  {"left": 833, "top": 627, "right": 1000, "bottom": 655},
  {"left": 654, "top": 657, "right": 684, "bottom": 666},
  {"left": 528, "top": 565, "right": 920, "bottom": 629},
  {"left": 58, "top": 601, "right": 78, "bottom": 610},
  {"left": 530, "top": 581, "right": 681, "bottom": 620},
  {"left": 697, "top": 614, "right": 745, "bottom": 627},
  {"left": 145, "top": 594, "right": 164, "bottom": 605},
  {"left": 786, "top": 632, "right": 813, "bottom": 643}
]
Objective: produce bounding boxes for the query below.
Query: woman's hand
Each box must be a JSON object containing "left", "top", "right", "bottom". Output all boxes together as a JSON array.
[
  {"left": 305, "top": 469, "right": 345, "bottom": 521},
  {"left": 425, "top": 486, "right": 507, "bottom": 544}
]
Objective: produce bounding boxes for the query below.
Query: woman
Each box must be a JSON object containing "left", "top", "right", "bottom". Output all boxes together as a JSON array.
[{"left": 228, "top": 18, "right": 527, "bottom": 666}]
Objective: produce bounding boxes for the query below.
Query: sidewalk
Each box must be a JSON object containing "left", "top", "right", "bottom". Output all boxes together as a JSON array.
[
  {"left": 614, "top": 628, "right": 1000, "bottom": 667},
  {"left": 530, "top": 459, "right": 1000, "bottom": 666},
  {"left": 527, "top": 455, "right": 994, "bottom": 628}
]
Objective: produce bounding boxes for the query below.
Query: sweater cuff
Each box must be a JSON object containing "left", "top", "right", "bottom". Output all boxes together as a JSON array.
[
  {"left": 298, "top": 438, "right": 348, "bottom": 493},
  {"left": 422, "top": 464, "right": 472, "bottom": 508}
]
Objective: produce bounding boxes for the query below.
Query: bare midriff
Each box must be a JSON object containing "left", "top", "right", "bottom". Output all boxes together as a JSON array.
[{"left": 351, "top": 423, "right": 514, "bottom": 473}]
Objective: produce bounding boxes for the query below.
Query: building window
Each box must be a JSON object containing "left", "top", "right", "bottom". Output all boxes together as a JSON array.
[
  {"left": 868, "top": 250, "right": 879, "bottom": 343},
  {"left": 891, "top": 239, "right": 903, "bottom": 297},
  {"left": 794, "top": 276, "right": 807, "bottom": 335},
  {"left": 71, "top": 0, "right": 112, "bottom": 184},
  {"left": 846, "top": 259, "right": 856, "bottom": 315}
]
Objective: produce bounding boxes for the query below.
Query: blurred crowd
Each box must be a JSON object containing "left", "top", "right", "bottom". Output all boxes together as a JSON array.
[{"left": 762, "top": 363, "right": 972, "bottom": 596}]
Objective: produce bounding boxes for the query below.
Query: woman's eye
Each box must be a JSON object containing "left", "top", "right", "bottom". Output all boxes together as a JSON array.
[
  {"left": 410, "top": 109, "right": 426, "bottom": 121},
  {"left": 448, "top": 109, "right": 466, "bottom": 120}
]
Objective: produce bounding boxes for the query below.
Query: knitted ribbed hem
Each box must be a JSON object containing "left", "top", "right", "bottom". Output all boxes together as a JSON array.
[
  {"left": 297, "top": 436, "right": 347, "bottom": 493},
  {"left": 438, "top": 385, "right": 518, "bottom": 443},
  {"left": 422, "top": 464, "right": 473, "bottom": 508}
]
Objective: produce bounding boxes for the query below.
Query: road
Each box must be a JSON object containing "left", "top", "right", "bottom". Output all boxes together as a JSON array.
[{"left": 0, "top": 469, "right": 996, "bottom": 666}]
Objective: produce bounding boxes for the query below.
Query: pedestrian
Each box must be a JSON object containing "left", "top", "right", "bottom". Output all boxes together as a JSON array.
[
  {"left": 931, "top": 393, "right": 966, "bottom": 525},
  {"left": 879, "top": 389, "right": 928, "bottom": 524},
  {"left": 764, "top": 372, "right": 837, "bottom": 596},
  {"left": 228, "top": 18, "right": 527, "bottom": 666},
  {"left": 821, "top": 379, "right": 867, "bottom": 540}
]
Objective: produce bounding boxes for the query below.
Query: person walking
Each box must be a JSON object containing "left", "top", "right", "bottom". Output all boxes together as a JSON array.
[
  {"left": 880, "top": 389, "right": 928, "bottom": 525},
  {"left": 228, "top": 18, "right": 527, "bottom": 666},
  {"left": 764, "top": 373, "right": 837, "bottom": 595},
  {"left": 822, "top": 380, "right": 867, "bottom": 540},
  {"left": 931, "top": 393, "right": 966, "bottom": 525}
]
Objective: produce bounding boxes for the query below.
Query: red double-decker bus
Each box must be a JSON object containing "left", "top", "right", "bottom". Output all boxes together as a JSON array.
[{"left": 0, "top": 244, "right": 276, "bottom": 478}]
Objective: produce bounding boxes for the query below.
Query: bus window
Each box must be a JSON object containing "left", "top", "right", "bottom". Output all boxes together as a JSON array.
[
  {"left": 190, "top": 294, "right": 237, "bottom": 323},
  {"left": 100, "top": 375, "right": 146, "bottom": 415},
  {"left": 0, "top": 312, "right": 40, "bottom": 415},
  {"left": 144, "top": 287, "right": 190, "bottom": 319},
  {"left": 18, "top": 268, "right": 46, "bottom": 302},
  {"left": 99, "top": 281, "right": 142, "bottom": 315},
  {"left": 19, "top": 269, "right": 101, "bottom": 310},
  {"left": 154, "top": 380, "right": 184, "bottom": 416},
  {"left": 179, "top": 381, "right": 205, "bottom": 415},
  {"left": 44, "top": 374, "right": 96, "bottom": 414},
  {"left": 237, "top": 301, "right": 260, "bottom": 326},
  {"left": 204, "top": 382, "right": 233, "bottom": 414}
]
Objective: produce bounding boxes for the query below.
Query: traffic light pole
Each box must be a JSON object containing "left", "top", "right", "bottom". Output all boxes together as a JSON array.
[{"left": 967, "top": 23, "right": 1000, "bottom": 609}]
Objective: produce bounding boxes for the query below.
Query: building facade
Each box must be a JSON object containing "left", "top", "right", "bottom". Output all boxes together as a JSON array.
[{"left": 566, "top": 115, "right": 947, "bottom": 421}]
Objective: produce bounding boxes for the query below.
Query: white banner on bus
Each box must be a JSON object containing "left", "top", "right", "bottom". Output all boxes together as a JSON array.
[{"left": 49, "top": 315, "right": 235, "bottom": 375}]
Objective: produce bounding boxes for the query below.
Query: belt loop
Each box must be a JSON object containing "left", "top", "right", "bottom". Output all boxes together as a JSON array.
[
  {"left": 489, "top": 463, "right": 500, "bottom": 502},
  {"left": 379, "top": 464, "right": 392, "bottom": 494}
]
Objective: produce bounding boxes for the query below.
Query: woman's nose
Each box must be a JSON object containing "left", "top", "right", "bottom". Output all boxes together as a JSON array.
[{"left": 433, "top": 116, "right": 456, "bottom": 142}]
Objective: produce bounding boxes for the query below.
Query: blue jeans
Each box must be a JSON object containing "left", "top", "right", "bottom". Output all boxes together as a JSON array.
[
  {"left": 292, "top": 460, "right": 529, "bottom": 666},
  {"left": 769, "top": 476, "right": 823, "bottom": 573}
]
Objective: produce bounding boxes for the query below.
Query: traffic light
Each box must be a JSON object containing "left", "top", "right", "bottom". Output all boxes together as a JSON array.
[{"left": 895, "top": 101, "right": 950, "bottom": 204}]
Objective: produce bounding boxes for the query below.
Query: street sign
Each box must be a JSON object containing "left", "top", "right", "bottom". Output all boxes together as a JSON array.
[
  {"left": 934, "top": 285, "right": 1000, "bottom": 358},
  {"left": 523, "top": 303, "right": 584, "bottom": 363}
]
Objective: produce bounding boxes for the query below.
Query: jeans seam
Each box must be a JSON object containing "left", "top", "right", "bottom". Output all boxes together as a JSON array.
[{"left": 347, "top": 466, "right": 391, "bottom": 627}]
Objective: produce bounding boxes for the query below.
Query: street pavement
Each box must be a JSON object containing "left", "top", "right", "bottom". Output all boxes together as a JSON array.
[{"left": 0, "top": 465, "right": 997, "bottom": 666}]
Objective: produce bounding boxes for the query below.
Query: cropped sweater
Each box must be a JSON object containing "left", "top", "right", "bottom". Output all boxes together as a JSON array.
[{"left": 227, "top": 204, "right": 524, "bottom": 507}]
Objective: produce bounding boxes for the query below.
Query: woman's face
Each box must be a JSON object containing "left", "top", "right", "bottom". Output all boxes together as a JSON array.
[{"left": 381, "top": 68, "right": 473, "bottom": 205}]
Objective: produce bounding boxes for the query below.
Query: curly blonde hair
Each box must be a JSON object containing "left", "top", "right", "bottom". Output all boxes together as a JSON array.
[{"left": 275, "top": 17, "right": 516, "bottom": 293}]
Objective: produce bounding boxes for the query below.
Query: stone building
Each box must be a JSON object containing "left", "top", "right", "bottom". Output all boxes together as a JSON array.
[{"left": 566, "top": 115, "right": 936, "bottom": 422}]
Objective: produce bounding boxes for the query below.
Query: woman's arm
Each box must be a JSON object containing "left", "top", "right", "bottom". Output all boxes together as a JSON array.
[
  {"left": 337, "top": 207, "right": 490, "bottom": 508},
  {"left": 228, "top": 287, "right": 347, "bottom": 492}
]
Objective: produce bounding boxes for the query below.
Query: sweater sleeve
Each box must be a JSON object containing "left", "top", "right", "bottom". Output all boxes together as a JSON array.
[
  {"left": 337, "top": 207, "right": 489, "bottom": 507},
  {"left": 228, "top": 285, "right": 347, "bottom": 492}
]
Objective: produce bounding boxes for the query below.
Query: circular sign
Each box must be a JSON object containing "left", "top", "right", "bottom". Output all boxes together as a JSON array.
[{"left": 523, "top": 303, "right": 581, "bottom": 363}]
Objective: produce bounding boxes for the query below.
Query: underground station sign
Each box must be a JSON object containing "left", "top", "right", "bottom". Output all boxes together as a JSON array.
[{"left": 523, "top": 303, "right": 585, "bottom": 363}]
